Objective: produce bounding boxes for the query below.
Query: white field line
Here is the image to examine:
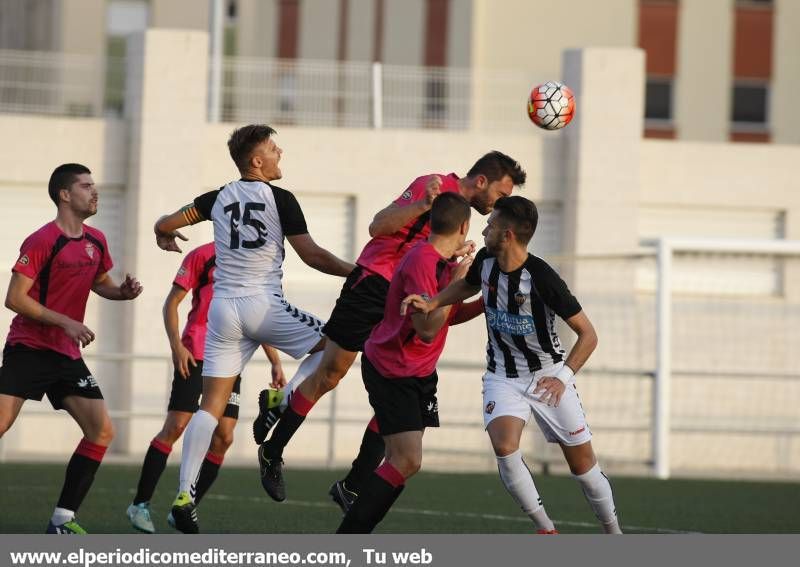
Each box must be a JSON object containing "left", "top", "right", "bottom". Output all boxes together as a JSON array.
[{"left": 5, "top": 484, "right": 698, "bottom": 534}]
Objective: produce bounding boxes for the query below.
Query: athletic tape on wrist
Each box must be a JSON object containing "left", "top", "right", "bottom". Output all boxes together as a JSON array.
[{"left": 555, "top": 365, "right": 574, "bottom": 385}]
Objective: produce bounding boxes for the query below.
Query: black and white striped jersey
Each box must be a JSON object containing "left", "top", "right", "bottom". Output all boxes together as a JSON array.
[
  {"left": 194, "top": 179, "right": 308, "bottom": 298},
  {"left": 464, "top": 247, "right": 582, "bottom": 378}
]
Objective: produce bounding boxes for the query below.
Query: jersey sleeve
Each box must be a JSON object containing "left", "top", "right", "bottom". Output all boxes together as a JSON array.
[
  {"left": 271, "top": 185, "right": 308, "bottom": 236},
  {"left": 173, "top": 248, "right": 201, "bottom": 291},
  {"left": 96, "top": 231, "right": 114, "bottom": 275},
  {"left": 530, "top": 257, "right": 582, "bottom": 320},
  {"left": 193, "top": 189, "right": 221, "bottom": 221},
  {"left": 12, "top": 233, "right": 52, "bottom": 280},
  {"left": 393, "top": 175, "right": 431, "bottom": 207},
  {"left": 465, "top": 247, "right": 489, "bottom": 287}
]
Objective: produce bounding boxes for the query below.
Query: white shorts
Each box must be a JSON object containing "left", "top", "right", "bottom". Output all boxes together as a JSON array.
[
  {"left": 481, "top": 363, "right": 592, "bottom": 446},
  {"left": 203, "top": 293, "right": 325, "bottom": 378}
]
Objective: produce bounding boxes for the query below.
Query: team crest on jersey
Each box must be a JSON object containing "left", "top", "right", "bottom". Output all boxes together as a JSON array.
[
  {"left": 85, "top": 243, "right": 95, "bottom": 259},
  {"left": 485, "top": 401, "right": 495, "bottom": 414},
  {"left": 17, "top": 254, "right": 29, "bottom": 266},
  {"left": 514, "top": 291, "right": 526, "bottom": 306},
  {"left": 401, "top": 189, "right": 413, "bottom": 200}
]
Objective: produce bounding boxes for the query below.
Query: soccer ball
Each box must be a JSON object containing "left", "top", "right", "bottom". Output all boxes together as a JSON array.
[{"left": 527, "top": 81, "right": 575, "bottom": 130}]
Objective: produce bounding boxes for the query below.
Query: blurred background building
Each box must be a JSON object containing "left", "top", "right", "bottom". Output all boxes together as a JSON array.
[{"left": 0, "top": 0, "right": 798, "bottom": 480}]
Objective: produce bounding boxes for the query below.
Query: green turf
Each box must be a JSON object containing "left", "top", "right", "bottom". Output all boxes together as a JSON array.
[{"left": 0, "top": 463, "right": 798, "bottom": 534}]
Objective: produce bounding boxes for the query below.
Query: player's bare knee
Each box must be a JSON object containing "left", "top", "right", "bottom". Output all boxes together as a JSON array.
[
  {"left": 392, "top": 455, "right": 421, "bottom": 478},
  {"left": 211, "top": 430, "right": 234, "bottom": 453},
  {"left": 0, "top": 418, "right": 11, "bottom": 438},
  {"left": 161, "top": 421, "right": 187, "bottom": 443},
  {"left": 564, "top": 446, "right": 596, "bottom": 475},
  {"left": 90, "top": 419, "right": 115, "bottom": 446},
  {"left": 492, "top": 440, "right": 520, "bottom": 458}
]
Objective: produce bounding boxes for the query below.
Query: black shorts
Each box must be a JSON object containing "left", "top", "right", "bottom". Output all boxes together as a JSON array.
[
  {"left": 167, "top": 360, "right": 242, "bottom": 419},
  {"left": 0, "top": 343, "right": 103, "bottom": 410},
  {"left": 361, "top": 354, "right": 439, "bottom": 435},
  {"left": 322, "top": 266, "right": 390, "bottom": 352}
]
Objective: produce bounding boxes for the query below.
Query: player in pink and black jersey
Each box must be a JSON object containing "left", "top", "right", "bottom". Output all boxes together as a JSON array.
[
  {"left": 255, "top": 151, "right": 527, "bottom": 508},
  {"left": 336, "top": 193, "right": 483, "bottom": 533},
  {"left": 0, "top": 163, "right": 143, "bottom": 534}
]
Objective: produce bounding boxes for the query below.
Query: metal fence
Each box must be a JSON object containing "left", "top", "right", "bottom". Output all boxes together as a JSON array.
[
  {"left": 2, "top": 242, "right": 798, "bottom": 480},
  {"left": 0, "top": 49, "right": 125, "bottom": 118},
  {"left": 0, "top": 48, "right": 537, "bottom": 130},
  {"left": 216, "top": 57, "right": 537, "bottom": 131}
]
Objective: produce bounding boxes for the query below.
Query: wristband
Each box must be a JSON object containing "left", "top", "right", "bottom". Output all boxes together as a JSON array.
[{"left": 555, "top": 365, "right": 575, "bottom": 385}]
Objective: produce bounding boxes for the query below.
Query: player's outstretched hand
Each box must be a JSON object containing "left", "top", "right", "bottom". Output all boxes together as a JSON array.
[
  {"left": 119, "top": 274, "right": 143, "bottom": 300},
  {"left": 64, "top": 320, "right": 96, "bottom": 348},
  {"left": 156, "top": 230, "right": 188, "bottom": 253},
  {"left": 453, "top": 240, "right": 476, "bottom": 259},
  {"left": 400, "top": 294, "right": 432, "bottom": 316},
  {"left": 532, "top": 376, "right": 565, "bottom": 407},
  {"left": 424, "top": 175, "right": 442, "bottom": 207},
  {"left": 172, "top": 343, "right": 197, "bottom": 379}
]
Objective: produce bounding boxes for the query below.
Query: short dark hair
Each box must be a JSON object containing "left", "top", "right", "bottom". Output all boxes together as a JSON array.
[
  {"left": 466, "top": 151, "right": 526, "bottom": 186},
  {"left": 493, "top": 196, "right": 538, "bottom": 245},
  {"left": 227, "top": 124, "right": 277, "bottom": 171},
  {"left": 48, "top": 163, "right": 91, "bottom": 205},
  {"left": 430, "top": 192, "right": 471, "bottom": 235}
]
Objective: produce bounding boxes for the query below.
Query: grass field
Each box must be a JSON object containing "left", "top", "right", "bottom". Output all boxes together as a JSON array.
[{"left": 1, "top": 463, "right": 798, "bottom": 534}]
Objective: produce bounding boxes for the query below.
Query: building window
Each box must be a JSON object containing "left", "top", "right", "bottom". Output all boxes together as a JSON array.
[
  {"left": 645, "top": 78, "right": 672, "bottom": 121},
  {"left": 732, "top": 82, "right": 768, "bottom": 124}
]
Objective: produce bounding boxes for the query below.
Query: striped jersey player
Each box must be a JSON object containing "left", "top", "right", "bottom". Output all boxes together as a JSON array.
[{"left": 402, "top": 195, "right": 623, "bottom": 534}]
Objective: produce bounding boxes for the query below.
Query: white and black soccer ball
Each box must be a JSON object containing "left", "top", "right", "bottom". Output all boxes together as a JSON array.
[{"left": 527, "top": 81, "right": 576, "bottom": 130}]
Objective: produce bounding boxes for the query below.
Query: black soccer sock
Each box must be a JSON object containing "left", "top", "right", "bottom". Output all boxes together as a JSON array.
[
  {"left": 56, "top": 439, "right": 107, "bottom": 513},
  {"left": 264, "top": 390, "right": 315, "bottom": 459},
  {"left": 343, "top": 418, "right": 385, "bottom": 493},
  {"left": 133, "top": 438, "right": 172, "bottom": 505},
  {"left": 194, "top": 452, "right": 223, "bottom": 504},
  {"left": 336, "top": 463, "right": 405, "bottom": 534}
]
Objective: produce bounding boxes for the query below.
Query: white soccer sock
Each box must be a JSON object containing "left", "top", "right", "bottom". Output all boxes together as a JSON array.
[
  {"left": 50, "top": 507, "right": 74, "bottom": 525},
  {"left": 574, "top": 463, "right": 622, "bottom": 534},
  {"left": 178, "top": 409, "right": 218, "bottom": 497},
  {"left": 280, "top": 350, "right": 324, "bottom": 410},
  {"left": 497, "top": 450, "right": 555, "bottom": 532}
]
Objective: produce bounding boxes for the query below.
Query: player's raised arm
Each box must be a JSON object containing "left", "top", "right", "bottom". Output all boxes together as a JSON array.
[
  {"left": 286, "top": 233, "right": 355, "bottom": 277},
  {"left": 450, "top": 296, "right": 484, "bottom": 326},
  {"left": 401, "top": 278, "right": 480, "bottom": 316},
  {"left": 369, "top": 175, "right": 442, "bottom": 237},
  {"left": 154, "top": 210, "right": 191, "bottom": 252}
]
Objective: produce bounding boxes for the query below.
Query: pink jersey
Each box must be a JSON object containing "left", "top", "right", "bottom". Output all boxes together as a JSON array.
[
  {"left": 356, "top": 173, "right": 461, "bottom": 281},
  {"left": 364, "top": 242, "right": 458, "bottom": 378},
  {"left": 172, "top": 242, "right": 216, "bottom": 360},
  {"left": 7, "top": 221, "right": 114, "bottom": 360}
]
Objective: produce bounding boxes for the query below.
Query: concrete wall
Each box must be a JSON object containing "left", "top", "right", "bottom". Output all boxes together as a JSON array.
[{"left": 0, "top": 31, "right": 799, "bottom": 478}]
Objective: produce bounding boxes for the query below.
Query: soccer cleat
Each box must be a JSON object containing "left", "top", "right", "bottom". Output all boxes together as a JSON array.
[
  {"left": 536, "top": 529, "right": 559, "bottom": 534},
  {"left": 45, "top": 519, "right": 87, "bottom": 534},
  {"left": 252, "top": 388, "right": 285, "bottom": 444},
  {"left": 328, "top": 480, "right": 358, "bottom": 514},
  {"left": 258, "top": 444, "right": 286, "bottom": 502},
  {"left": 170, "top": 491, "right": 199, "bottom": 534},
  {"left": 126, "top": 502, "right": 155, "bottom": 534}
]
